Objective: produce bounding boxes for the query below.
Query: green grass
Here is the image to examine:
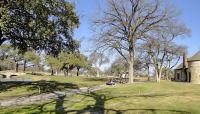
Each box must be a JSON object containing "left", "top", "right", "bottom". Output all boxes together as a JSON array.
[
  {"left": 17, "top": 74, "right": 108, "bottom": 87},
  {"left": 0, "top": 86, "right": 37, "bottom": 100},
  {"left": 0, "top": 75, "right": 107, "bottom": 100},
  {"left": 1, "top": 81, "right": 200, "bottom": 114}
]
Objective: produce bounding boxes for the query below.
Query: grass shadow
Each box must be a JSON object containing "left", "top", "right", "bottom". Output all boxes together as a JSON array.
[
  {"left": 63, "top": 92, "right": 192, "bottom": 114},
  {"left": 84, "top": 78, "right": 108, "bottom": 82},
  {"left": 0, "top": 80, "right": 78, "bottom": 94},
  {"left": 0, "top": 91, "right": 193, "bottom": 114}
]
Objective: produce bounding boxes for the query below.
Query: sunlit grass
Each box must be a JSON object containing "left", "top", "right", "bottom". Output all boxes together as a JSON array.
[{"left": 1, "top": 81, "right": 200, "bottom": 114}]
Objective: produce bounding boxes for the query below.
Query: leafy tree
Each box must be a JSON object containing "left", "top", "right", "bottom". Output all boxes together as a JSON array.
[
  {"left": 0, "top": 0, "right": 79, "bottom": 54},
  {"left": 24, "top": 51, "right": 40, "bottom": 73},
  {"left": 0, "top": 44, "right": 14, "bottom": 70},
  {"left": 45, "top": 55, "right": 61, "bottom": 76},
  {"left": 107, "top": 56, "right": 143, "bottom": 77},
  {"left": 8, "top": 48, "right": 23, "bottom": 72},
  {"left": 73, "top": 53, "right": 89, "bottom": 76},
  {"left": 0, "top": 44, "right": 11, "bottom": 60},
  {"left": 58, "top": 52, "right": 89, "bottom": 77},
  {"left": 59, "top": 52, "right": 74, "bottom": 77}
]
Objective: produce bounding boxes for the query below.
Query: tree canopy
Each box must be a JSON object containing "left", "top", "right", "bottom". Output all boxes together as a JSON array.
[{"left": 0, "top": 0, "right": 79, "bottom": 54}]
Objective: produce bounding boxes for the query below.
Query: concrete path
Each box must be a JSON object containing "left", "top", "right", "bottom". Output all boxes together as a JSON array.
[{"left": 0, "top": 85, "right": 106, "bottom": 107}]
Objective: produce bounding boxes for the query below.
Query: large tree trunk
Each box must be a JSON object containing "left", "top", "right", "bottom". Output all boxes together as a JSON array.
[
  {"left": 156, "top": 69, "right": 162, "bottom": 83},
  {"left": 159, "top": 70, "right": 162, "bottom": 82},
  {"left": 128, "top": 41, "right": 134, "bottom": 83},
  {"left": 166, "top": 69, "right": 169, "bottom": 80},
  {"left": 128, "top": 58, "right": 134, "bottom": 83},
  {"left": 37, "top": 65, "right": 40, "bottom": 72},
  {"left": 15, "top": 62, "right": 19, "bottom": 72},
  {"left": 155, "top": 71, "right": 159, "bottom": 82},
  {"left": 77, "top": 67, "right": 80, "bottom": 76},
  {"left": 64, "top": 68, "right": 69, "bottom": 77},
  {"left": 96, "top": 69, "right": 100, "bottom": 78},
  {"left": 147, "top": 66, "right": 150, "bottom": 81},
  {"left": 51, "top": 69, "right": 54, "bottom": 76},
  {"left": 50, "top": 65, "right": 54, "bottom": 76},
  {"left": 23, "top": 60, "right": 26, "bottom": 72},
  {"left": 64, "top": 70, "right": 67, "bottom": 77}
]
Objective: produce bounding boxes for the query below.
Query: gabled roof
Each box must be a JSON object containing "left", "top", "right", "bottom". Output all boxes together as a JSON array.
[
  {"left": 188, "top": 50, "right": 200, "bottom": 61},
  {"left": 175, "top": 50, "right": 200, "bottom": 70}
]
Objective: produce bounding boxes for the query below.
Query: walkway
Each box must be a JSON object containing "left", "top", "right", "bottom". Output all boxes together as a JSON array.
[{"left": 0, "top": 84, "right": 106, "bottom": 107}]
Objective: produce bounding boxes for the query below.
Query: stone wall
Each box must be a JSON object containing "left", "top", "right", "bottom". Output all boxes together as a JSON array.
[{"left": 189, "top": 61, "right": 200, "bottom": 84}]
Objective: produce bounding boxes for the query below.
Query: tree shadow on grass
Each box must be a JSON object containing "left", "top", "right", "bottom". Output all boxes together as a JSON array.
[
  {"left": 102, "top": 108, "right": 191, "bottom": 114},
  {"left": 0, "top": 91, "right": 192, "bottom": 114},
  {"left": 29, "top": 80, "right": 78, "bottom": 94},
  {"left": 28, "top": 91, "right": 191, "bottom": 114},
  {"left": 132, "top": 91, "right": 199, "bottom": 98},
  {"left": 0, "top": 80, "right": 78, "bottom": 94},
  {"left": 26, "top": 72, "right": 44, "bottom": 76},
  {"left": 84, "top": 78, "right": 108, "bottom": 82},
  {"left": 64, "top": 92, "right": 192, "bottom": 114}
]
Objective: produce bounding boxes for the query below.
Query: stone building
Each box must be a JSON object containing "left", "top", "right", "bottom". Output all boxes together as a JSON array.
[{"left": 174, "top": 50, "right": 200, "bottom": 84}]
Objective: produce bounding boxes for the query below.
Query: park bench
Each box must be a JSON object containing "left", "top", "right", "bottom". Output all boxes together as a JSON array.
[{"left": 0, "top": 73, "right": 18, "bottom": 79}]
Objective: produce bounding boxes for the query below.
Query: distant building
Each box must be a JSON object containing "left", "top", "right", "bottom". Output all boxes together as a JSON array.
[{"left": 174, "top": 51, "right": 200, "bottom": 84}]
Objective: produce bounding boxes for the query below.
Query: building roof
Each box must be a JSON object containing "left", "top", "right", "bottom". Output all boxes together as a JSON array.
[
  {"left": 175, "top": 50, "right": 200, "bottom": 70},
  {"left": 188, "top": 50, "right": 200, "bottom": 61}
]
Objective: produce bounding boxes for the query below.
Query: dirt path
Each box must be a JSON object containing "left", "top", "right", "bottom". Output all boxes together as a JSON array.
[{"left": 0, "top": 84, "right": 106, "bottom": 107}]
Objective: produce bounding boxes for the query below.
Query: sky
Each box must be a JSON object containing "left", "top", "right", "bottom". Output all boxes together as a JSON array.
[
  {"left": 172, "top": 0, "right": 200, "bottom": 56},
  {"left": 72, "top": 0, "right": 200, "bottom": 69}
]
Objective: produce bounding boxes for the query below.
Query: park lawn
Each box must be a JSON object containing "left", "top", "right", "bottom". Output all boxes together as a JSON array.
[
  {"left": 17, "top": 74, "right": 108, "bottom": 87},
  {"left": 1, "top": 81, "right": 200, "bottom": 114},
  {"left": 0, "top": 75, "right": 107, "bottom": 100}
]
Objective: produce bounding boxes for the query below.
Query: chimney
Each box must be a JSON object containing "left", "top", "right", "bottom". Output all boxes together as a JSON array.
[{"left": 183, "top": 52, "right": 188, "bottom": 69}]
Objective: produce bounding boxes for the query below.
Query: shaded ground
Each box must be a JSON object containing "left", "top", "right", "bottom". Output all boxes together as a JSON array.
[
  {"left": 1, "top": 81, "right": 200, "bottom": 114},
  {"left": 0, "top": 84, "right": 106, "bottom": 107},
  {"left": 0, "top": 75, "right": 107, "bottom": 100}
]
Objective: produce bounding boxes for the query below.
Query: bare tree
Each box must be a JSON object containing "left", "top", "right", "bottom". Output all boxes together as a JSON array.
[
  {"left": 139, "top": 52, "right": 152, "bottom": 81},
  {"left": 89, "top": 51, "right": 109, "bottom": 77},
  {"left": 163, "top": 45, "right": 186, "bottom": 80},
  {"left": 93, "top": 0, "right": 183, "bottom": 83},
  {"left": 142, "top": 23, "right": 189, "bottom": 82}
]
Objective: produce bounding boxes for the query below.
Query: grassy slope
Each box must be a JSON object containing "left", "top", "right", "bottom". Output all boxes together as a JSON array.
[
  {"left": 1, "top": 81, "right": 200, "bottom": 114},
  {"left": 0, "top": 75, "right": 107, "bottom": 100}
]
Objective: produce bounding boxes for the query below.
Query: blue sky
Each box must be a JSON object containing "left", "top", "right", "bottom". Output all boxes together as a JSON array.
[
  {"left": 73, "top": 0, "right": 200, "bottom": 60},
  {"left": 172, "top": 0, "right": 200, "bottom": 56}
]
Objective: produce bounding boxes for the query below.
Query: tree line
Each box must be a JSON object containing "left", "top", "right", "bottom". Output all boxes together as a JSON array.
[{"left": 0, "top": 45, "right": 92, "bottom": 76}]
